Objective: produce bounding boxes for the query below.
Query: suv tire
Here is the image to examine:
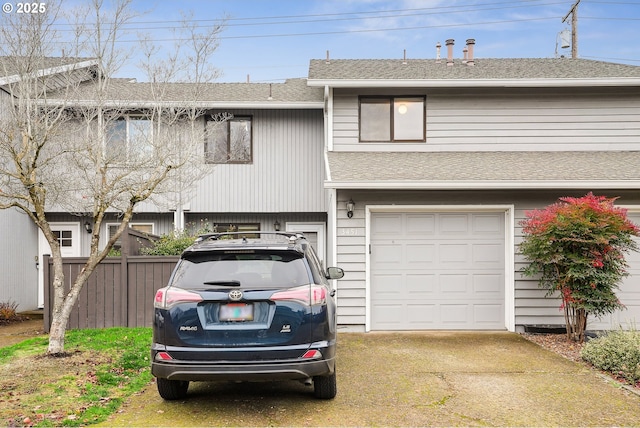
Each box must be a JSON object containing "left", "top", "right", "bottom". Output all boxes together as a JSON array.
[
  {"left": 157, "top": 378, "right": 189, "bottom": 400},
  {"left": 313, "top": 367, "right": 337, "bottom": 399}
]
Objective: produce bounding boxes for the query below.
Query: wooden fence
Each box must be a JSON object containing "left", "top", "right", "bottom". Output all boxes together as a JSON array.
[{"left": 43, "top": 228, "right": 179, "bottom": 332}]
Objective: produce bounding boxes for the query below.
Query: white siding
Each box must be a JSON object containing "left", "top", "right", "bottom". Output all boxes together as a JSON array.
[
  {"left": 0, "top": 208, "right": 39, "bottom": 311},
  {"left": 190, "top": 109, "right": 326, "bottom": 212},
  {"left": 331, "top": 88, "right": 640, "bottom": 152},
  {"left": 333, "top": 190, "right": 640, "bottom": 331}
]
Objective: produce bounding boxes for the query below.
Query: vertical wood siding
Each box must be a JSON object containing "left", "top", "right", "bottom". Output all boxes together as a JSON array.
[
  {"left": 332, "top": 189, "right": 640, "bottom": 330},
  {"left": 190, "top": 109, "right": 326, "bottom": 212},
  {"left": 332, "top": 88, "right": 640, "bottom": 152},
  {"left": 0, "top": 208, "right": 39, "bottom": 311}
]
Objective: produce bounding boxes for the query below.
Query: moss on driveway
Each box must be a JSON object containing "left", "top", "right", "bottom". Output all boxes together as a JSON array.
[{"left": 101, "top": 331, "right": 640, "bottom": 427}]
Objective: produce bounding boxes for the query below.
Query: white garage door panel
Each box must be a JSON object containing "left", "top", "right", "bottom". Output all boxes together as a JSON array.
[
  {"left": 371, "top": 212, "right": 505, "bottom": 330},
  {"left": 589, "top": 212, "right": 640, "bottom": 330}
]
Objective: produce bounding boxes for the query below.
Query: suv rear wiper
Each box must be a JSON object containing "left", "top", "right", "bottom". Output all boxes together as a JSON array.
[{"left": 203, "top": 280, "right": 241, "bottom": 287}]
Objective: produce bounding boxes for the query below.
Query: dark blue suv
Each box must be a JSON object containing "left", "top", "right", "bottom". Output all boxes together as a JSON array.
[{"left": 151, "top": 232, "right": 344, "bottom": 400}]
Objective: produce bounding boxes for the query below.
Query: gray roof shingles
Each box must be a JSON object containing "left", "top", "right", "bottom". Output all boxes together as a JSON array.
[
  {"left": 309, "top": 58, "right": 640, "bottom": 81},
  {"left": 326, "top": 151, "right": 640, "bottom": 186},
  {"left": 64, "top": 77, "right": 324, "bottom": 104},
  {"left": 0, "top": 56, "right": 95, "bottom": 78}
]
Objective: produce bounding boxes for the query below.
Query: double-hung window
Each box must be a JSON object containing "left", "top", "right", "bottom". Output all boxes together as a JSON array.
[
  {"left": 106, "top": 116, "right": 153, "bottom": 161},
  {"left": 359, "top": 96, "right": 426, "bottom": 142},
  {"left": 205, "top": 116, "right": 252, "bottom": 164}
]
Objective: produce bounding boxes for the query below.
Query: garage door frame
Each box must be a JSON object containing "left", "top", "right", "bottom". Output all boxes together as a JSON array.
[{"left": 365, "top": 205, "right": 515, "bottom": 332}]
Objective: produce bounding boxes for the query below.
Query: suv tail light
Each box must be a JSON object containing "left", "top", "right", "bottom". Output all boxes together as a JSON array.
[
  {"left": 270, "top": 284, "right": 327, "bottom": 306},
  {"left": 154, "top": 287, "right": 203, "bottom": 309}
]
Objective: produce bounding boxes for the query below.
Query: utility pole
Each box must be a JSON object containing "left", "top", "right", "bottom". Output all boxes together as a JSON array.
[{"left": 562, "top": 0, "right": 581, "bottom": 58}]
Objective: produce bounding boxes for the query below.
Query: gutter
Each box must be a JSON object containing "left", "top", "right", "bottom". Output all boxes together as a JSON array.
[
  {"left": 324, "top": 180, "right": 640, "bottom": 190},
  {"left": 307, "top": 78, "right": 640, "bottom": 88},
  {"left": 36, "top": 100, "right": 324, "bottom": 109}
]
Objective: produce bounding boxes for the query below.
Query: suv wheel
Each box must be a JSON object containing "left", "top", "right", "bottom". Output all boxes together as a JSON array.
[
  {"left": 157, "top": 378, "right": 189, "bottom": 400},
  {"left": 313, "top": 368, "right": 337, "bottom": 399}
]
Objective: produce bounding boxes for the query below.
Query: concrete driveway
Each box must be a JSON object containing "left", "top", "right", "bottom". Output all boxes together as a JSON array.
[{"left": 102, "top": 331, "right": 640, "bottom": 427}]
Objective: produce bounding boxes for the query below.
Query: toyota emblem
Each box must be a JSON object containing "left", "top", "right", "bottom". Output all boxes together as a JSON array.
[{"left": 228, "top": 289, "right": 243, "bottom": 301}]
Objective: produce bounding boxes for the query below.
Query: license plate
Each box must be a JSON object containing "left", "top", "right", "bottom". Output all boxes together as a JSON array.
[{"left": 219, "top": 303, "right": 254, "bottom": 321}]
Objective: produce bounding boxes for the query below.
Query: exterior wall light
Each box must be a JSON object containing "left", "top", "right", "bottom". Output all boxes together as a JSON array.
[
  {"left": 346, "top": 199, "right": 355, "bottom": 218},
  {"left": 274, "top": 220, "right": 281, "bottom": 231},
  {"left": 84, "top": 221, "right": 92, "bottom": 234}
]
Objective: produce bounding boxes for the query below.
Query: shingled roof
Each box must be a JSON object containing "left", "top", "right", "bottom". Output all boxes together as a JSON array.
[
  {"left": 58, "top": 77, "right": 324, "bottom": 108},
  {"left": 0, "top": 56, "right": 97, "bottom": 86},
  {"left": 325, "top": 151, "right": 640, "bottom": 189},
  {"left": 308, "top": 58, "right": 640, "bottom": 86}
]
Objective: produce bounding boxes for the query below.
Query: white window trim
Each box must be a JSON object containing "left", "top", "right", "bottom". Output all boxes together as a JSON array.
[{"left": 106, "top": 115, "right": 154, "bottom": 160}]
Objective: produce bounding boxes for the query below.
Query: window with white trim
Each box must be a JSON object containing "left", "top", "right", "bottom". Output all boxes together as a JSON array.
[
  {"left": 106, "top": 116, "right": 153, "bottom": 161},
  {"left": 205, "top": 116, "right": 252, "bottom": 164},
  {"left": 359, "top": 96, "right": 425, "bottom": 142}
]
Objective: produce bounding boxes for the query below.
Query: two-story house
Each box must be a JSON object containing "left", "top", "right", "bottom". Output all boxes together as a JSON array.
[
  {"left": 3, "top": 44, "right": 640, "bottom": 334},
  {"left": 0, "top": 57, "right": 99, "bottom": 312},
  {"left": 1, "top": 59, "right": 328, "bottom": 311},
  {"left": 308, "top": 41, "right": 640, "bottom": 332}
]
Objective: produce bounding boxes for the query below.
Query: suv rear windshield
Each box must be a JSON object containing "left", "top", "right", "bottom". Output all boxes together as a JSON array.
[{"left": 171, "top": 250, "right": 310, "bottom": 289}]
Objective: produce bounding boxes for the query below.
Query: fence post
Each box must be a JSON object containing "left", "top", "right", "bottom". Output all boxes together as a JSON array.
[{"left": 121, "top": 228, "right": 129, "bottom": 326}]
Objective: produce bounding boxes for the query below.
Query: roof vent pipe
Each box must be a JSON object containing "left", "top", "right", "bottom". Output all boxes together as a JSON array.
[
  {"left": 446, "top": 39, "right": 454, "bottom": 66},
  {"left": 402, "top": 49, "right": 407, "bottom": 64},
  {"left": 466, "top": 39, "right": 475, "bottom": 66},
  {"left": 436, "top": 42, "right": 441, "bottom": 63},
  {"left": 326, "top": 50, "right": 330, "bottom": 64},
  {"left": 462, "top": 46, "right": 468, "bottom": 64}
]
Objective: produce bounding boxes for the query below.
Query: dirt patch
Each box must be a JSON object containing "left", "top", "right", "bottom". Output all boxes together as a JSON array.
[
  {"left": 0, "top": 318, "right": 46, "bottom": 348},
  {"left": 0, "top": 349, "right": 115, "bottom": 426},
  {"left": 521, "top": 333, "right": 585, "bottom": 362}
]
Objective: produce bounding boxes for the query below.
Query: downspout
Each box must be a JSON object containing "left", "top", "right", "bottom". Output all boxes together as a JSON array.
[{"left": 323, "top": 85, "right": 339, "bottom": 292}]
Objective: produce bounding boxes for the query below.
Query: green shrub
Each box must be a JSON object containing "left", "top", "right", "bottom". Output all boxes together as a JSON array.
[
  {"left": 140, "top": 229, "right": 200, "bottom": 256},
  {"left": 581, "top": 329, "right": 640, "bottom": 384}
]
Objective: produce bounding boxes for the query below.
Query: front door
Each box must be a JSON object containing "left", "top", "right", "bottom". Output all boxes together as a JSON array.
[
  {"left": 285, "top": 222, "right": 326, "bottom": 267},
  {"left": 38, "top": 223, "right": 81, "bottom": 308}
]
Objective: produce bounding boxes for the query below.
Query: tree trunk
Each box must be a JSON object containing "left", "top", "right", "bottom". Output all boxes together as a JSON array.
[
  {"left": 47, "top": 245, "right": 68, "bottom": 354},
  {"left": 563, "top": 303, "right": 588, "bottom": 343},
  {"left": 46, "top": 257, "right": 98, "bottom": 354}
]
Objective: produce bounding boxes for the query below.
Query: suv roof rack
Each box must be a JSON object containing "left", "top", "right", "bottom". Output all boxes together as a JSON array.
[{"left": 195, "top": 231, "right": 306, "bottom": 243}]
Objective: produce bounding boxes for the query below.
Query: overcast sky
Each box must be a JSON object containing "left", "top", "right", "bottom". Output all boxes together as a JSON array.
[{"left": 10, "top": 0, "right": 640, "bottom": 82}]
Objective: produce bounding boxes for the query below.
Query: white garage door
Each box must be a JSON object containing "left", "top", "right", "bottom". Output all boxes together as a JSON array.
[
  {"left": 370, "top": 212, "right": 505, "bottom": 330},
  {"left": 589, "top": 212, "right": 640, "bottom": 330}
]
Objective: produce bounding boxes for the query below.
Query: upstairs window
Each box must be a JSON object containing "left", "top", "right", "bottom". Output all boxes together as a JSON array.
[
  {"left": 205, "top": 116, "right": 252, "bottom": 164},
  {"left": 106, "top": 116, "right": 153, "bottom": 161},
  {"left": 359, "top": 96, "right": 425, "bottom": 142}
]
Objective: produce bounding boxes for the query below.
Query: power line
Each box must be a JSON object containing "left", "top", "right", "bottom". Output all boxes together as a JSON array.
[
  {"left": 42, "top": 16, "right": 561, "bottom": 44},
  {"left": 43, "top": 0, "right": 570, "bottom": 31}
]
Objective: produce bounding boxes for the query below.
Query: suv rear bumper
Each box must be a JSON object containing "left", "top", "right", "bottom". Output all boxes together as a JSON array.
[
  {"left": 152, "top": 357, "right": 334, "bottom": 382},
  {"left": 151, "top": 341, "right": 336, "bottom": 382}
]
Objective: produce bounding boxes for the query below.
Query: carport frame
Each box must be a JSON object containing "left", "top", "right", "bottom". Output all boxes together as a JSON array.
[{"left": 364, "top": 205, "right": 516, "bottom": 332}]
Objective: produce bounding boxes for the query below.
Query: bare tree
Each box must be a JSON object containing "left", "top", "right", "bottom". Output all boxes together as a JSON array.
[{"left": 0, "top": 0, "right": 227, "bottom": 354}]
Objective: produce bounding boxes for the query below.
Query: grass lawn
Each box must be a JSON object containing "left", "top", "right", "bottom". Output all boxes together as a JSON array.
[{"left": 0, "top": 327, "right": 152, "bottom": 427}]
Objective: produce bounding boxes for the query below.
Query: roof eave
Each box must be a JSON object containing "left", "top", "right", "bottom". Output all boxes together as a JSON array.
[
  {"left": 40, "top": 100, "right": 324, "bottom": 109},
  {"left": 308, "top": 78, "right": 640, "bottom": 88},
  {"left": 324, "top": 180, "right": 640, "bottom": 190},
  {"left": 0, "top": 58, "right": 98, "bottom": 86}
]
